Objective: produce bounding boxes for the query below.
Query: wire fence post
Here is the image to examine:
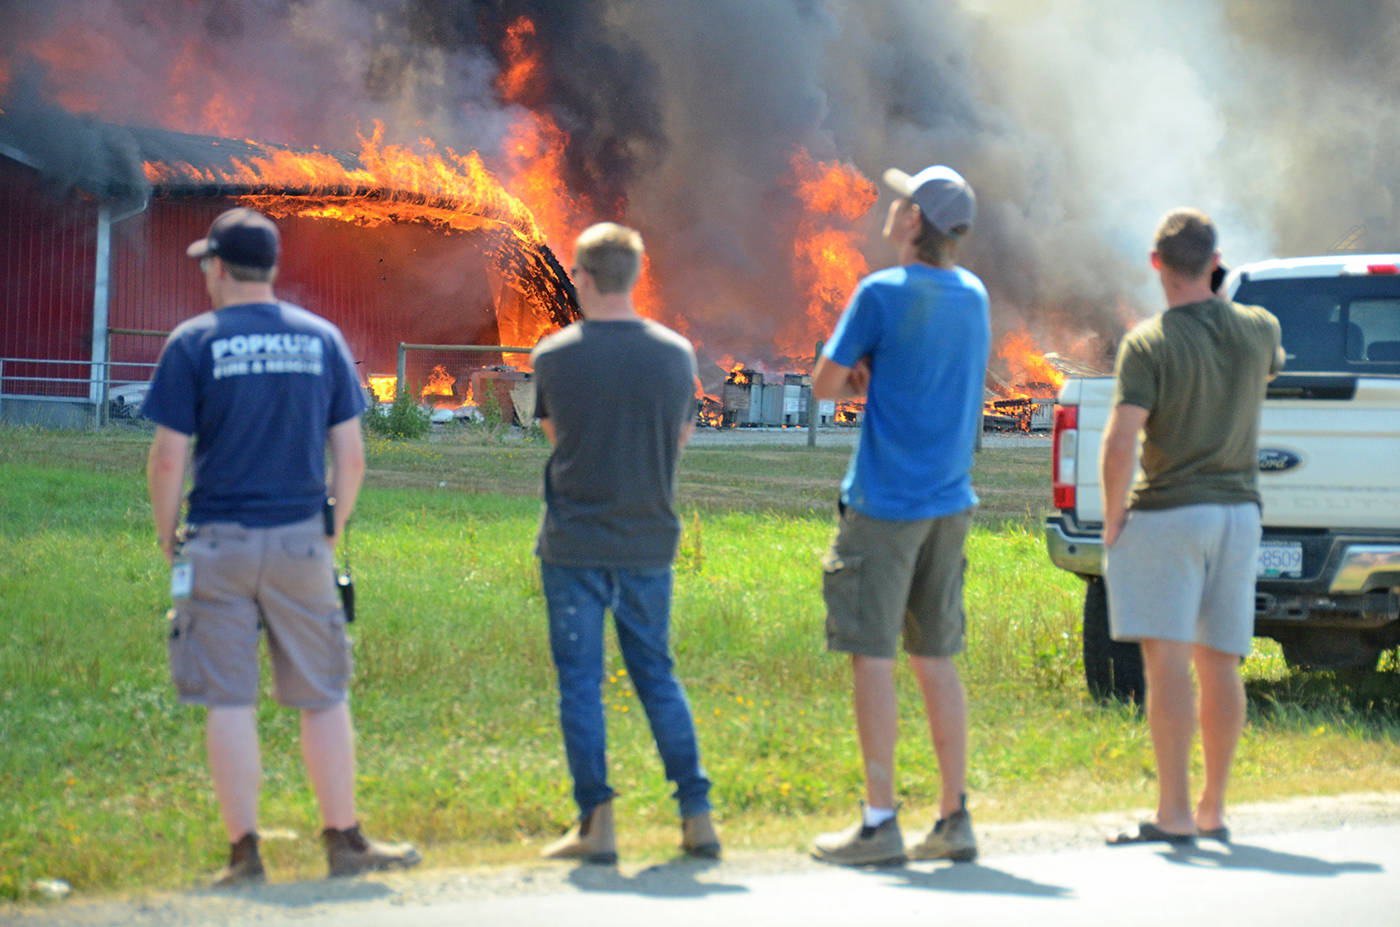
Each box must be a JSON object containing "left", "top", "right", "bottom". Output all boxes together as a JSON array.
[
  {"left": 396, "top": 343, "right": 407, "bottom": 399},
  {"left": 807, "top": 339, "right": 823, "bottom": 448}
]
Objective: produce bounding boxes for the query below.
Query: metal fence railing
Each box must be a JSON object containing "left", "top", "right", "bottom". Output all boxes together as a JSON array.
[
  {"left": 394, "top": 343, "right": 535, "bottom": 399},
  {"left": 0, "top": 356, "right": 160, "bottom": 427}
]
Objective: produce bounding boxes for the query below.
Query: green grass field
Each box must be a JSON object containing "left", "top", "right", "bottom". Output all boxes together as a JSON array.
[{"left": 2, "top": 426, "right": 1398, "bottom": 900}]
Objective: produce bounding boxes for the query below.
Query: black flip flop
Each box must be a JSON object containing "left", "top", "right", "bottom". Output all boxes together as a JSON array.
[
  {"left": 1198, "top": 826, "right": 1230, "bottom": 843},
  {"left": 1106, "top": 822, "right": 1196, "bottom": 846}
]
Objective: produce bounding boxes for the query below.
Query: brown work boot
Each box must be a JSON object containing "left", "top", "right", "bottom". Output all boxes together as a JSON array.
[
  {"left": 680, "top": 811, "right": 721, "bottom": 859},
  {"left": 322, "top": 823, "right": 422, "bottom": 877},
  {"left": 542, "top": 800, "right": 618, "bottom": 864},
  {"left": 812, "top": 808, "right": 906, "bottom": 867},
  {"left": 908, "top": 794, "right": 978, "bottom": 862},
  {"left": 212, "top": 832, "right": 266, "bottom": 887}
]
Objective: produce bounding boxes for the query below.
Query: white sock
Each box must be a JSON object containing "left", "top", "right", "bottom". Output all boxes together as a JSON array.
[{"left": 863, "top": 806, "right": 896, "bottom": 828}]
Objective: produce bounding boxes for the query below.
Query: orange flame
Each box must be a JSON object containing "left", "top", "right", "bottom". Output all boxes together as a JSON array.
[
  {"left": 368, "top": 375, "right": 397, "bottom": 403},
  {"left": 492, "top": 16, "right": 666, "bottom": 328},
  {"left": 784, "top": 148, "right": 878, "bottom": 360},
  {"left": 997, "top": 330, "right": 1066, "bottom": 396},
  {"left": 983, "top": 330, "right": 1063, "bottom": 432},
  {"left": 496, "top": 17, "right": 584, "bottom": 255},
  {"left": 836, "top": 400, "right": 864, "bottom": 423},
  {"left": 497, "top": 18, "right": 548, "bottom": 105},
  {"left": 421, "top": 365, "right": 456, "bottom": 401}
]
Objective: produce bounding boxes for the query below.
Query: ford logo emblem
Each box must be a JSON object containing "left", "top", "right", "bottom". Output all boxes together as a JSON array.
[{"left": 1258, "top": 448, "right": 1302, "bottom": 472}]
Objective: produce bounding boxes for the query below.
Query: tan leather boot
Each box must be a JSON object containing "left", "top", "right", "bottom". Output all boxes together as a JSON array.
[
  {"left": 542, "top": 800, "right": 617, "bottom": 864},
  {"left": 681, "top": 810, "right": 721, "bottom": 859}
]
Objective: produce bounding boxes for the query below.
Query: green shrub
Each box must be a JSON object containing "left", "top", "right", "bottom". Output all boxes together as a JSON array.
[{"left": 363, "top": 386, "right": 431, "bottom": 440}]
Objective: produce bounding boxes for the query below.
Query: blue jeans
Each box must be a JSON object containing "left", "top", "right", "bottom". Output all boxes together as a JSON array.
[{"left": 540, "top": 563, "right": 712, "bottom": 819}]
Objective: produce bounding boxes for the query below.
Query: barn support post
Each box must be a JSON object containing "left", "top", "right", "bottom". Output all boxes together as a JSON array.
[
  {"left": 396, "top": 343, "right": 407, "bottom": 399},
  {"left": 89, "top": 206, "right": 113, "bottom": 428},
  {"left": 88, "top": 198, "right": 148, "bottom": 428}
]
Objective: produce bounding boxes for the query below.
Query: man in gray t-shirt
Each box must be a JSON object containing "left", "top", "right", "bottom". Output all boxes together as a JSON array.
[{"left": 531, "top": 222, "right": 717, "bottom": 864}]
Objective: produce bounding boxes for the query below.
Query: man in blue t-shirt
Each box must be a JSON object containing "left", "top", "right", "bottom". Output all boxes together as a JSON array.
[
  {"left": 143, "top": 207, "right": 419, "bottom": 885},
  {"left": 810, "top": 165, "right": 990, "bottom": 866}
]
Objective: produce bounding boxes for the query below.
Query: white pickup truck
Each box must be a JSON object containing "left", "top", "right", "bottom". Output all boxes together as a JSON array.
[{"left": 1044, "top": 254, "right": 1400, "bottom": 701}]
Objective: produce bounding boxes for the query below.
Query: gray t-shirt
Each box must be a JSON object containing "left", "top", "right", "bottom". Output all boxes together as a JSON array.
[{"left": 532, "top": 318, "right": 698, "bottom": 568}]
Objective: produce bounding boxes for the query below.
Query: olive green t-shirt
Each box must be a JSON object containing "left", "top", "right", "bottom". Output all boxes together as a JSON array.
[{"left": 1113, "top": 298, "right": 1283, "bottom": 511}]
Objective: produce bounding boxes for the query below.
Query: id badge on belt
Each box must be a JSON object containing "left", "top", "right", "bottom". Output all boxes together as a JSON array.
[{"left": 170, "top": 559, "right": 193, "bottom": 599}]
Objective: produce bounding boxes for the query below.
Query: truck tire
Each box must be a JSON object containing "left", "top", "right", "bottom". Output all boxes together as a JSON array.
[
  {"left": 1082, "top": 577, "right": 1144, "bottom": 705},
  {"left": 1278, "top": 629, "right": 1381, "bottom": 671}
]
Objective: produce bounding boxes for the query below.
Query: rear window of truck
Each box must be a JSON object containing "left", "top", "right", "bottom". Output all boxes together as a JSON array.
[{"left": 1233, "top": 276, "right": 1400, "bottom": 375}]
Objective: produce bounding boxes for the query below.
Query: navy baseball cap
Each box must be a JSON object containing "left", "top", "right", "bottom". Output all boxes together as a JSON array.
[
  {"left": 186, "top": 207, "right": 280, "bottom": 269},
  {"left": 883, "top": 165, "right": 976, "bottom": 236}
]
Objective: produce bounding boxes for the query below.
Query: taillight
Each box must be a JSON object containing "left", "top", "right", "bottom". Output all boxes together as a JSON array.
[
  {"left": 1343, "top": 262, "right": 1400, "bottom": 275},
  {"left": 1052, "top": 404, "right": 1077, "bottom": 510}
]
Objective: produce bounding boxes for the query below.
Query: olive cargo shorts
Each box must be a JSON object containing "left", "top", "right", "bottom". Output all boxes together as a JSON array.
[{"left": 822, "top": 504, "right": 973, "bottom": 659}]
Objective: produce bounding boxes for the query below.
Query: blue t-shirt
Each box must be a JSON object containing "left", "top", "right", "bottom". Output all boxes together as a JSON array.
[
  {"left": 142, "top": 301, "right": 367, "bottom": 527},
  {"left": 824, "top": 264, "right": 990, "bottom": 521}
]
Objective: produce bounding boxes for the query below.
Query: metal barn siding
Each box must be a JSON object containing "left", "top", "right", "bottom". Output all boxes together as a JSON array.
[
  {"left": 0, "top": 158, "right": 99, "bottom": 398},
  {"left": 105, "top": 197, "right": 508, "bottom": 390}
]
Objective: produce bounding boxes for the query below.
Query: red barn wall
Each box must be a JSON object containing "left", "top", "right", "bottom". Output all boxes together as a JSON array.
[
  {"left": 0, "top": 159, "right": 98, "bottom": 397},
  {"left": 4, "top": 157, "right": 509, "bottom": 408}
]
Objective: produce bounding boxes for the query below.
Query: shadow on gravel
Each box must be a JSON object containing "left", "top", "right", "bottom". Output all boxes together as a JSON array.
[
  {"left": 1167, "top": 842, "right": 1383, "bottom": 877},
  {"left": 565, "top": 858, "right": 748, "bottom": 898},
  {"left": 882, "top": 863, "right": 1070, "bottom": 898},
  {"left": 200, "top": 876, "right": 396, "bottom": 908}
]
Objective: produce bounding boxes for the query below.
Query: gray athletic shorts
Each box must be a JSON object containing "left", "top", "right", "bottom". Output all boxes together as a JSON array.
[
  {"left": 822, "top": 504, "right": 973, "bottom": 659},
  {"left": 166, "top": 513, "right": 352, "bottom": 708},
  {"left": 1104, "top": 502, "right": 1261, "bottom": 657}
]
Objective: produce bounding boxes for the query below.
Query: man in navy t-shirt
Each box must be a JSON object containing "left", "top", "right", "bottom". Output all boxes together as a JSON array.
[
  {"left": 810, "top": 166, "right": 990, "bottom": 866},
  {"left": 143, "top": 207, "right": 419, "bottom": 885}
]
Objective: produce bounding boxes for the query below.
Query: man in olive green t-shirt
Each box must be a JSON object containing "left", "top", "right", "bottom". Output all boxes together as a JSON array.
[{"left": 1100, "top": 208, "right": 1283, "bottom": 847}]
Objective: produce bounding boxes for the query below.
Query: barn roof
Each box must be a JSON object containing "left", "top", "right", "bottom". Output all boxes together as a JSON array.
[
  {"left": 0, "top": 104, "right": 354, "bottom": 202},
  {"left": 0, "top": 104, "right": 498, "bottom": 217}
]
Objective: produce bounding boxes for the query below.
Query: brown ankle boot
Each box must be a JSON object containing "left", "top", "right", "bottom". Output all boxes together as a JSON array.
[
  {"left": 681, "top": 811, "right": 721, "bottom": 859},
  {"left": 322, "top": 823, "right": 422, "bottom": 877},
  {"left": 212, "top": 832, "right": 266, "bottom": 887},
  {"left": 542, "top": 800, "right": 618, "bottom": 864}
]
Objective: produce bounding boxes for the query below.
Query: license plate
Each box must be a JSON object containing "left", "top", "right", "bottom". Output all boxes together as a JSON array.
[{"left": 1257, "top": 541, "right": 1303, "bottom": 578}]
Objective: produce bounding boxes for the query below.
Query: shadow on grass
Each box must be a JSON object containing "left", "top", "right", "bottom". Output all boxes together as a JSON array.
[
  {"left": 565, "top": 857, "right": 748, "bottom": 898},
  {"left": 1246, "top": 665, "right": 1400, "bottom": 723}
]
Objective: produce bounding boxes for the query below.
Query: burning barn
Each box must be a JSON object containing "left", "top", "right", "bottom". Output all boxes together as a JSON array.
[
  {"left": 716, "top": 365, "right": 829, "bottom": 428},
  {"left": 0, "top": 107, "right": 577, "bottom": 427}
]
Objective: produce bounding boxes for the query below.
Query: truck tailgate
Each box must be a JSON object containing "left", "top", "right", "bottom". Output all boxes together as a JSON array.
[
  {"left": 1062, "top": 376, "right": 1400, "bottom": 530},
  {"left": 1258, "top": 377, "right": 1400, "bottom": 530}
]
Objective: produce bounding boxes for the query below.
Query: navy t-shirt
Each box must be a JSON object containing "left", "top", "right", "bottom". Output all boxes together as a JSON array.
[{"left": 142, "top": 301, "right": 367, "bottom": 527}]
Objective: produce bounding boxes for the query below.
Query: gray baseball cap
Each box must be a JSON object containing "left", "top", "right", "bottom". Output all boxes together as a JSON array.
[{"left": 883, "top": 165, "right": 976, "bottom": 236}]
